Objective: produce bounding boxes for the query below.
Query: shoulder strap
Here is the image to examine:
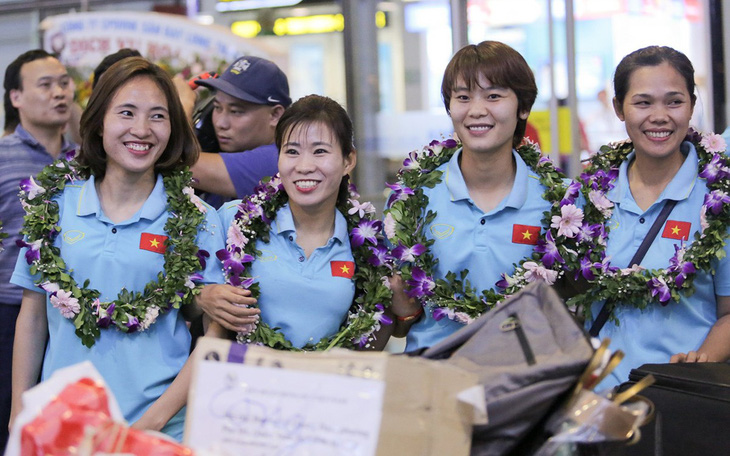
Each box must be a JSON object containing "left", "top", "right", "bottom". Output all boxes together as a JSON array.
[{"left": 588, "top": 199, "right": 678, "bottom": 337}]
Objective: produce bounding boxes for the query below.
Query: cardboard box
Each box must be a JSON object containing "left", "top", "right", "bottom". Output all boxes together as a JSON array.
[{"left": 185, "top": 337, "right": 485, "bottom": 456}]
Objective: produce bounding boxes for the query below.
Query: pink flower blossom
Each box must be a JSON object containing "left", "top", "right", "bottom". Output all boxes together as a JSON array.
[
  {"left": 182, "top": 187, "right": 208, "bottom": 213},
  {"left": 551, "top": 204, "right": 583, "bottom": 238},
  {"left": 522, "top": 261, "right": 558, "bottom": 284},
  {"left": 700, "top": 133, "right": 727, "bottom": 153},
  {"left": 700, "top": 205, "right": 709, "bottom": 235},
  {"left": 588, "top": 190, "right": 614, "bottom": 218},
  {"left": 383, "top": 213, "right": 396, "bottom": 240},
  {"left": 620, "top": 264, "right": 644, "bottom": 276},
  {"left": 226, "top": 224, "right": 248, "bottom": 250},
  {"left": 50, "top": 289, "right": 80, "bottom": 318}
]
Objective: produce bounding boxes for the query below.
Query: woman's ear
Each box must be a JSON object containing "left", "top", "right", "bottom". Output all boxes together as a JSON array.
[
  {"left": 519, "top": 110, "right": 529, "bottom": 121},
  {"left": 613, "top": 97, "right": 625, "bottom": 121},
  {"left": 344, "top": 148, "right": 357, "bottom": 176}
]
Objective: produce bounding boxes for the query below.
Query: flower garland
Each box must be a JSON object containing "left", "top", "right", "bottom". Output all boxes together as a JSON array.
[
  {"left": 570, "top": 130, "right": 730, "bottom": 321},
  {"left": 218, "top": 175, "right": 393, "bottom": 351},
  {"left": 17, "top": 152, "right": 209, "bottom": 348},
  {"left": 0, "top": 221, "right": 6, "bottom": 252},
  {"left": 383, "top": 138, "right": 611, "bottom": 323}
]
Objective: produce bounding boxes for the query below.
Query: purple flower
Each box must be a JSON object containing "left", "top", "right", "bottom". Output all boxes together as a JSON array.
[
  {"left": 367, "top": 244, "right": 392, "bottom": 267},
  {"left": 495, "top": 273, "right": 516, "bottom": 290},
  {"left": 648, "top": 277, "right": 671, "bottom": 304},
  {"left": 577, "top": 254, "right": 597, "bottom": 281},
  {"left": 356, "top": 333, "right": 370, "bottom": 348},
  {"left": 216, "top": 248, "right": 254, "bottom": 286},
  {"left": 375, "top": 304, "right": 393, "bottom": 325},
  {"left": 196, "top": 249, "right": 210, "bottom": 269},
  {"left": 434, "top": 138, "right": 458, "bottom": 149},
  {"left": 351, "top": 219, "right": 382, "bottom": 247},
  {"left": 699, "top": 153, "right": 729, "bottom": 184},
  {"left": 667, "top": 245, "right": 696, "bottom": 288},
  {"left": 406, "top": 266, "right": 435, "bottom": 298},
  {"left": 385, "top": 183, "right": 415, "bottom": 208},
  {"left": 402, "top": 150, "right": 421, "bottom": 170},
  {"left": 63, "top": 149, "right": 77, "bottom": 161},
  {"left": 125, "top": 314, "right": 140, "bottom": 332},
  {"left": 16, "top": 239, "right": 41, "bottom": 264},
  {"left": 704, "top": 190, "right": 730, "bottom": 215},
  {"left": 432, "top": 306, "right": 455, "bottom": 322},
  {"left": 535, "top": 231, "right": 564, "bottom": 268},
  {"left": 576, "top": 222, "right": 601, "bottom": 244},
  {"left": 19, "top": 176, "right": 46, "bottom": 199},
  {"left": 588, "top": 190, "right": 614, "bottom": 218},
  {"left": 392, "top": 242, "right": 426, "bottom": 263},
  {"left": 95, "top": 300, "right": 115, "bottom": 328},
  {"left": 560, "top": 181, "right": 581, "bottom": 207}
]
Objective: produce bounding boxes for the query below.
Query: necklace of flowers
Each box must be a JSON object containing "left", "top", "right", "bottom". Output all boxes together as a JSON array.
[
  {"left": 17, "top": 151, "right": 209, "bottom": 348},
  {"left": 383, "top": 138, "right": 612, "bottom": 323},
  {"left": 570, "top": 129, "right": 730, "bottom": 321},
  {"left": 218, "top": 175, "right": 393, "bottom": 351}
]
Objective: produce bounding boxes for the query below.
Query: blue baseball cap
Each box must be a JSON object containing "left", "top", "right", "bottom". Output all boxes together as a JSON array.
[{"left": 196, "top": 56, "right": 292, "bottom": 107}]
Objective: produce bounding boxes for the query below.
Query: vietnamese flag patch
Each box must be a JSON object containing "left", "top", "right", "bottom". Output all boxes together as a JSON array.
[
  {"left": 512, "top": 224, "right": 540, "bottom": 245},
  {"left": 140, "top": 232, "right": 168, "bottom": 254},
  {"left": 331, "top": 261, "right": 355, "bottom": 278},
  {"left": 662, "top": 220, "right": 691, "bottom": 240}
]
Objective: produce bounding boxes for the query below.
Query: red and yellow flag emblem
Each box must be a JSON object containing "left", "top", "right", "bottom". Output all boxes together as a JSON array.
[
  {"left": 330, "top": 261, "right": 355, "bottom": 278},
  {"left": 512, "top": 224, "right": 540, "bottom": 245},
  {"left": 140, "top": 232, "right": 168, "bottom": 254},
  {"left": 662, "top": 220, "right": 691, "bottom": 240}
]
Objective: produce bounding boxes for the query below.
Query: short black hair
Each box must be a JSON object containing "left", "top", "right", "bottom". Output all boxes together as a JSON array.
[
  {"left": 3, "top": 49, "right": 54, "bottom": 132},
  {"left": 92, "top": 48, "right": 142, "bottom": 89}
]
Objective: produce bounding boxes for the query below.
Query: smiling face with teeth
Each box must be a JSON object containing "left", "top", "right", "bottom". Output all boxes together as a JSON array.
[
  {"left": 448, "top": 73, "right": 528, "bottom": 159},
  {"left": 614, "top": 62, "right": 694, "bottom": 164},
  {"left": 101, "top": 75, "right": 171, "bottom": 182},
  {"left": 278, "top": 120, "right": 356, "bottom": 218}
]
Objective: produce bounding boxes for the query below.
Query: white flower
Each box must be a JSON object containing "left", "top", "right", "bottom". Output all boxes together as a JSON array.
[
  {"left": 700, "top": 133, "right": 726, "bottom": 153},
  {"left": 40, "top": 282, "right": 60, "bottom": 293},
  {"left": 140, "top": 306, "right": 160, "bottom": 331},
  {"left": 620, "top": 264, "right": 644, "bottom": 276},
  {"left": 348, "top": 199, "right": 376, "bottom": 218},
  {"left": 183, "top": 187, "right": 207, "bottom": 213},
  {"left": 700, "top": 205, "right": 709, "bottom": 235},
  {"left": 522, "top": 261, "right": 558, "bottom": 285}
]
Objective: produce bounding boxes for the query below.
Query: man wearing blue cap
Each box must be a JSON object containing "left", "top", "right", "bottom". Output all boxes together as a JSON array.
[{"left": 191, "top": 56, "right": 292, "bottom": 203}]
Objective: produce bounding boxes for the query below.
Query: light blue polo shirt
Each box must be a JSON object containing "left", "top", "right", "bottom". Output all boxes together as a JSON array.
[
  {"left": 220, "top": 202, "right": 355, "bottom": 348},
  {"left": 406, "top": 149, "right": 554, "bottom": 351},
  {"left": 12, "top": 174, "right": 225, "bottom": 440},
  {"left": 590, "top": 142, "right": 730, "bottom": 389}
]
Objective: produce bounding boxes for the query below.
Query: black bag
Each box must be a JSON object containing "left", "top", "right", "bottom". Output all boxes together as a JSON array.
[
  {"left": 618, "top": 362, "right": 730, "bottom": 456},
  {"left": 419, "top": 282, "right": 594, "bottom": 455}
]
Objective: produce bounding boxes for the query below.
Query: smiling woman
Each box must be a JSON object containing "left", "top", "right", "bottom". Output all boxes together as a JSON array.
[{"left": 10, "top": 57, "right": 225, "bottom": 440}]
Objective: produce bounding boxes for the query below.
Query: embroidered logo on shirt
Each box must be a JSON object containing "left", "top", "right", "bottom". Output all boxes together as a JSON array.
[
  {"left": 430, "top": 224, "right": 455, "bottom": 239},
  {"left": 512, "top": 224, "right": 540, "bottom": 245},
  {"left": 62, "top": 230, "right": 85, "bottom": 245},
  {"left": 662, "top": 220, "right": 691, "bottom": 240},
  {"left": 257, "top": 249, "right": 277, "bottom": 262},
  {"left": 331, "top": 261, "right": 355, "bottom": 278},
  {"left": 140, "top": 232, "right": 168, "bottom": 254}
]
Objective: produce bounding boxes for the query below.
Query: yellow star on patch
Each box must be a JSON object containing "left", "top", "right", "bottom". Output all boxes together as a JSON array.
[
  {"left": 340, "top": 265, "right": 350, "bottom": 274},
  {"left": 150, "top": 239, "right": 160, "bottom": 248},
  {"left": 671, "top": 226, "right": 681, "bottom": 235},
  {"left": 522, "top": 230, "right": 533, "bottom": 240}
]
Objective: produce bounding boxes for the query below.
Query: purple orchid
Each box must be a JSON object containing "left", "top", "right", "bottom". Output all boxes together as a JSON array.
[
  {"left": 577, "top": 254, "right": 597, "bottom": 281},
  {"left": 125, "top": 314, "right": 140, "bottom": 332},
  {"left": 375, "top": 304, "right": 393, "bottom": 326},
  {"left": 432, "top": 306, "right": 455, "bottom": 322},
  {"left": 63, "top": 149, "right": 77, "bottom": 161},
  {"left": 95, "top": 300, "right": 115, "bottom": 328},
  {"left": 216, "top": 248, "right": 254, "bottom": 286},
  {"left": 560, "top": 181, "right": 582, "bottom": 207},
  {"left": 16, "top": 239, "right": 41, "bottom": 264},
  {"left": 392, "top": 242, "right": 426, "bottom": 263},
  {"left": 367, "top": 244, "right": 392, "bottom": 267},
  {"left": 576, "top": 222, "right": 602, "bottom": 244},
  {"left": 196, "top": 249, "right": 210, "bottom": 269},
  {"left": 385, "top": 183, "right": 415, "bottom": 208},
  {"left": 351, "top": 219, "right": 382, "bottom": 247},
  {"left": 406, "top": 266, "right": 435, "bottom": 298},
  {"left": 19, "top": 176, "right": 46, "bottom": 199},
  {"left": 704, "top": 190, "right": 730, "bottom": 215},
  {"left": 699, "top": 153, "right": 729, "bottom": 184},
  {"left": 648, "top": 277, "right": 672, "bottom": 304},
  {"left": 402, "top": 150, "right": 421, "bottom": 170},
  {"left": 356, "top": 333, "right": 371, "bottom": 348},
  {"left": 667, "top": 245, "right": 696, "bottom": 288},
  {"left": 535, "top": 231, "right": 564, "bottom": 268}
]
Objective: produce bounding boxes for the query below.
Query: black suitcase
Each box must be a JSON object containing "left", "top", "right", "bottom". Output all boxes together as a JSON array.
[{"left": 618, "top": 363, "right": 730, "bottom": 456}]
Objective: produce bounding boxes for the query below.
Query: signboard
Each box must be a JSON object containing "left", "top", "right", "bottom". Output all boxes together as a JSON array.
[{"left": 40, "top": 11, "right": 270, "bottom": 76}]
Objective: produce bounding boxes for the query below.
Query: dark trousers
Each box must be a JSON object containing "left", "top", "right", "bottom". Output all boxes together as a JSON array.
[{"left": 0, "top": 303, "right": 20, "bottom": 453}]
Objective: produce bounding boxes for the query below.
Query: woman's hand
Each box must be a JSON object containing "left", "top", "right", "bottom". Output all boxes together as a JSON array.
[
  {"left": 195, "top": 284, "right": 260, "bottom": 332},
  {"left": 389, "top": 274, "right": 424, "bottom": 337},
  {"left": 670, "top": 351, "right": 710, "bottom": 363}
]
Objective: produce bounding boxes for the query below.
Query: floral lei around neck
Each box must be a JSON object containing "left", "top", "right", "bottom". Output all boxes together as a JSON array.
[
  {"left": 383, "top": 138, "right": 611, "bottom": 323},
  {"left": 218, "top": 175, "right": 393, "bottom": 351},
  {"left": 570, "top": 129, "right": 730, "bottom": 321},
  {"left": 17, "top": 150, "right": 209, "bottom": 348}
]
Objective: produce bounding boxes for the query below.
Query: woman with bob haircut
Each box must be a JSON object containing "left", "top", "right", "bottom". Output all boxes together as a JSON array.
[
  {"left": 10, "top": 56, "right": 224, "bottom": 440},
  {"left": 579, "top": 46, "right": 730, "bottom": 388}
]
